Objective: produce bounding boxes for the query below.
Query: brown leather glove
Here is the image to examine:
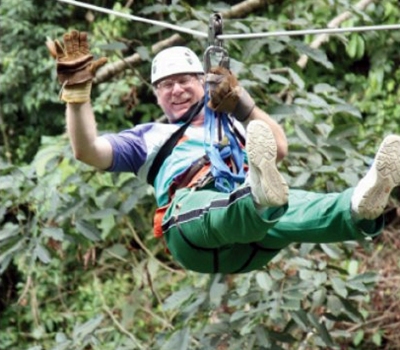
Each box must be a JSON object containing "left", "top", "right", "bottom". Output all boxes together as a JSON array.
[
  {"left": 206, "top": 66, "right": 255, "bottom": 122},
  {"left": 46, "top": 30, "right": 107, "bottom": 103}
]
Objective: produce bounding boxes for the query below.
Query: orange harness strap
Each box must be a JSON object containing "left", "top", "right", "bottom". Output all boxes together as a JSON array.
[{"left": 153, "top": 158, "right": 211, "bottom": 239}]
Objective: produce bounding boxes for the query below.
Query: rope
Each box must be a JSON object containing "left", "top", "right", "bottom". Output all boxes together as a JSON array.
[{"left": 57, "top": 0, "right": 400, "bottom": 40}]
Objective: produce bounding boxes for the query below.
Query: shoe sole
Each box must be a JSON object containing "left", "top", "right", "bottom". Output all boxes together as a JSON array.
[
  {"left": 358, "top": 135, "right": 400, "bottom": 220},
  {"left": 246, "top": 120, "right": 289, "bottom": 207}
]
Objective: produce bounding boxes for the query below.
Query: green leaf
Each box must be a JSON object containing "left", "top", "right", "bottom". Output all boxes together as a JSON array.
[
  {"left": 75, "top": 220, "right": 101, "bottom": 242},
  {"left": 230, "top": 310, "right": 248, "bottom": 323},
  {"left": 319, "top": 146, "right": 346, "bottom": 161},
  {"left": 295, "top": 124, "right": 317, "bottom": 146},
  {"left": 307, "top": 314, "right": 334, "bottom": 347},
  {"left": 291, "top": 310, "right": 309, "bottom": 331},
  {"left": 256, "top": 271, "right": 274, "bottom": 291},
  {"left": 312, "top": 272, "right": 328, "bottom": 287},
  {"left": 0, "top": 238, "right": 26, "bottom": 272},
  {"left": 269, "top": 269, "right": 285, "bottom": 280},
  {"left": 291, "top": 41, "right": 333, "bottom": 69},
  {"left": 250, "top": 64, "right": 270, "bottom": 84},
  {"left": 332, "top": 104, "right": 362, "bottom": 118},
  {"left": 103, "top": 244, "right": 128, "bottom": 260},
  {"left": 291, "top": 171, "right": 311, "bottom": 188},
  {"left": 295, "top": 106, "right": 315, "bottom": 122},
  {"left": 281, "top": 298, "right": 300, "bottom": 310},
  {"left": 42, "top": 227, "right": 64, "bottom": 241},
  {"left": 320, "top": 243, "right": 343, "bottom": 259},
  {"left": 136, "top": 46, "right": 151, "bottom": 61},
  {"left": 287, "top": 68, "right": 305, "bottom": 89},
  {"left": 311, "top": 288, "right": 326, "bottom": 309},
  {"left": 339, "top": 297, "right": 364, "bottom": 322},
  {"left": 299, "top": 268, "right": 314, "bottom": 281},
  {"left": 203, "top": 322, "right": 230, "bottom": 335},
  {"left": 162, "top": 287, "right": 194, "bottom": 311},
  {"left": 353, "top": 329, "right": 364, "bottom": 346},
  {"left": 330, "top": 277, "right": 348, "bottom": 298},
  {"left": 0, "top": 175, "right": 15, "bottom": 190},
  {"left": 0, "top": 223, "right": 19, "bottom": 241},
  {"left": 72, "top": 315, "right": 104, "bottom": 340},
  {"left": 98, "top": 41, "right": 127, "bottom": 51},
  {"left": 32, "top": 141, "right": 63, "bottom": 177},
  {"left": 86, "top": 208, "right": 119, "bottom": 220},
  {"left": 327, "top": 295, "right": 343, "bottom": 316},
  {"left": 269, "top": 73, "right": 290, "bottom": 85},
  {"left": 255, "top": 325, "right": 272, "bottom": 348},
  {"left": 348, "top": 272, "right": 378, "bottom": 285},
  {"left": 209, "top": 280, "right": 227, "bottom": 306},
  {"left": 34, "top": 243, "right": 51, "bottom": 264},
  {"left": 161, "top": 327, "right": 190, "bottom": 350},
  {"left": 313, "top": 83, "right": 337, "bottom": 94},
  {"left": 372, "top": 331, "right": 382, "bottom": 346},
  {"left": 346, "top": 34, "right": 358, "bottom": 58}
]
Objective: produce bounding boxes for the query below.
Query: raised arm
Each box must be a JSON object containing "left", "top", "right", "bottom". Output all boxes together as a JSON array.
[
  {"left": 66, "top": 102, "right": 113, "bottom": 169},
  {"left": 47, "top": 30, "right": 113, "bottom": 169}
]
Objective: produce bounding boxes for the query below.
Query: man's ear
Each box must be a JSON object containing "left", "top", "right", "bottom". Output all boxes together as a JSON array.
[{"left": 152, "top": 87, "right": 161, "bottom": 104}]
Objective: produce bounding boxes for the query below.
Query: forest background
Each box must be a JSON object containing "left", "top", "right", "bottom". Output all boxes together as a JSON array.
[{"left": 1, "top": 0, "right": 400, "bottom": 349}]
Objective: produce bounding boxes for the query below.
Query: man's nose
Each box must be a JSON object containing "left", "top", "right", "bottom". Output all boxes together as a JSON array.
[{"left": 171, "top": 82, "right": 185, "bottom": 94}]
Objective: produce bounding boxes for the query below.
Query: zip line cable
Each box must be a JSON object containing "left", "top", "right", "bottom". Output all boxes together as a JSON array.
[
  {"left": 57, "top": 0, "right": 207, "bottom": 38},
  {"left": 58, "top": 0, "right": 400, "bottom": 40},
  {"left": 219, "top": 24, "right": 400, "bottom": 39}
]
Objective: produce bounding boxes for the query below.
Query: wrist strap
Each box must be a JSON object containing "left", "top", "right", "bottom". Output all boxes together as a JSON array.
[
  {"left": 61, "top": 81, "right": 92, "bottom": 103},
  {"left": 232, "top": 87, "right": 255, "bottom": 122}
]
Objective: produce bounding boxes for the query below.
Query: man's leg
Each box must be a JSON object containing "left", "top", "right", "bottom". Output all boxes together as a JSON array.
[
  {"left": 258, "top": 135, "right": 400, "bottom": 248},
  {"left": 162, "top": 120, "right": 289, "bottom": 273}
]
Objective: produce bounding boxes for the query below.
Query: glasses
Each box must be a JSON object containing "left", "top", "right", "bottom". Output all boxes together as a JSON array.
[{"left": 156, "top": 74, "right": 197, "bottom": 92}]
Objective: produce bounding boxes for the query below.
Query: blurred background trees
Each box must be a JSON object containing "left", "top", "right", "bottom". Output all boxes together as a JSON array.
[{"left": 1, "top": 0, "right": 399, "bottom": 349}]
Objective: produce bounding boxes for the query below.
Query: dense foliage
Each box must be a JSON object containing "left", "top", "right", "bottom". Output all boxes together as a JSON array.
[{"left": 1, "top": 0, "right": 399, "bottom": 349}]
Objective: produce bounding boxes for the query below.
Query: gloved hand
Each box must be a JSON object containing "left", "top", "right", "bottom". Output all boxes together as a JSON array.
[
  {"left": 206, "top": 66, "right": 255, "bottom": 122},
  {"left": 46, "top": 30, "right": 108, "bottom": 103}
]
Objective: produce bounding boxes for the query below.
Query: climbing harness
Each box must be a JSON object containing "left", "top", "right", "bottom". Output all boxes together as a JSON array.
[
  {"left": 146, "top": 97, "right": 205, "bottom": 186},
  {"left": 152, "top": 14, "right": 247, "bottom": 241}
]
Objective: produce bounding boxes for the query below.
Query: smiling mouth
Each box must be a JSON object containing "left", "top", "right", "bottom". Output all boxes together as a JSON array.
[{"left": 172, "top": 100, "right": 190, "bottom": 106}]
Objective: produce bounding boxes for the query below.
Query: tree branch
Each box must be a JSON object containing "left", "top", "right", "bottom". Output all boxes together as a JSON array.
[
  {"left": 296, "top": 0, "right": 375, "bottom": 69},
  {"left": 224, "top": 0, "right": 268, "bottom": 17}
]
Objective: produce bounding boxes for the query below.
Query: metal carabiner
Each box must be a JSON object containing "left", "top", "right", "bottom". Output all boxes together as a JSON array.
[{"left": 203, "top": 45, "right": 230, "bottom": 73}]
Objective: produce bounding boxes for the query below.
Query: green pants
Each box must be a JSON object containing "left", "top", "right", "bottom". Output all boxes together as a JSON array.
[{"left": 162, "top": 186, "right": 383, "bottom": 274}]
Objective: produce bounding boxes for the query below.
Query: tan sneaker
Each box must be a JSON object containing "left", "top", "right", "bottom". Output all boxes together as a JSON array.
[
  {"left": 246, "top": 120, "right": 289, "bottom": 207},
  {"left": 352, "top": 135, "right": 400, "bottom": 220}
]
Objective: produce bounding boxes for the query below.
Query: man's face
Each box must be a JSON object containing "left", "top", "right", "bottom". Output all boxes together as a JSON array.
[{"left": 155, "top": 73, "right": 204, "bottom": 123}]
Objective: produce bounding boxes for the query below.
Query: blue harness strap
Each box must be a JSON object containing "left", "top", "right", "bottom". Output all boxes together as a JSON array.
[{"left": 204, "top": 84, "right": 246, "bottom": 192}]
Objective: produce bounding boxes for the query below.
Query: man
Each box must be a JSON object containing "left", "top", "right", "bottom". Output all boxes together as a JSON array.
[{"left": 49, "top": 30, "right": 400, "bottom": 274}]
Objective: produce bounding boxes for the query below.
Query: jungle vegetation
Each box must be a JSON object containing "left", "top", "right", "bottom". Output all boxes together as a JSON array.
[{"left": 1, "top": 0, "right": 400, "bottom": 349}]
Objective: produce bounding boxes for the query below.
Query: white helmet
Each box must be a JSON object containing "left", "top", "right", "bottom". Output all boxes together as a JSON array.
[{"left": 151, "top": 46, "right": 204, "bottom": 84}]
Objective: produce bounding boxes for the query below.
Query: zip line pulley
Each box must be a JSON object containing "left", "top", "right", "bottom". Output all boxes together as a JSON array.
[{"left": 204, "top": 13, "right": 230, "bottom": 73}]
